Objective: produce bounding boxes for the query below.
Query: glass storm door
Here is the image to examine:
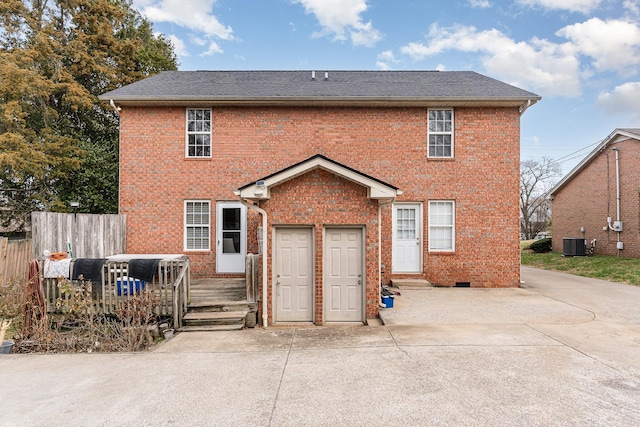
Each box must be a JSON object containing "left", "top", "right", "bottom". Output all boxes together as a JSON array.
[{"left": 216, "top": 202, "right": 246, "bottom": 273}]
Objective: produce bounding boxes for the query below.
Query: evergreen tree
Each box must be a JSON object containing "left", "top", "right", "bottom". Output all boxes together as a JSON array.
[{"left": 0, "top": 0, "right": 177, "bottom": 231}]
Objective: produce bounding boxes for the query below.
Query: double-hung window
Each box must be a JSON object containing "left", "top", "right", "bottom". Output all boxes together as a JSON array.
[
  {"left": 186, "top": 108, "right": 211, "bottom": 157},
  {"left": 185, "top": 201, "right": 210, "bottom": 250},
  {"left": 428, "top": 109, "right": 453, "bottom": 158},
  {"left": 429, "top": 201, "right": 455, "bottom": 251}
]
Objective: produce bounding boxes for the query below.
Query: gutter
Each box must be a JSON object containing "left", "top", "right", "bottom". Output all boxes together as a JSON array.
[{"left": 98, "top": 96, "right": 541, "bottom": 109}]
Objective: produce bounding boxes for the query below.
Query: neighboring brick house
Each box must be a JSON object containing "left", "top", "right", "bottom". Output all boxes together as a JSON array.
[
  {"left": 99, "top": 70, "right": 540, "bottom": 324},
  {"left": 549, "top": 128, "right": 640, "bottom": 258}
]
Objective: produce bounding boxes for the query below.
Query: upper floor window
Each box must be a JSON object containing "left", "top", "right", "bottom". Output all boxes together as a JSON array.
[
  {"left": 428, "top": 109, "right": 453, "bottom": 158},
  {"left": 186, "top": 108, "right": 211, "bottom": 157}
]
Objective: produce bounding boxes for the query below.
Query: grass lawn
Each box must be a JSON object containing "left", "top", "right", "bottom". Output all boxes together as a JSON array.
[{"left": 521, "top": 240, "right": 640, "bottom": 286}]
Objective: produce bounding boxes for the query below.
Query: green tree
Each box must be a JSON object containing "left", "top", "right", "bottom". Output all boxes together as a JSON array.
[{"left": 0, "top": 0, "right": 177, "bottom": 231}]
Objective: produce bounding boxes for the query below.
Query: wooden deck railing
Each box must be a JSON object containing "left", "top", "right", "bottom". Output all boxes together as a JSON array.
[
  {"left": 41, "top": 256, "right": 190, "bottom": 327},
  {"left": 171, "top": 258, "right": 190, "bottom": 329},
  {"left": 245, "top": 253, "right": 259, "bottom": 303}
]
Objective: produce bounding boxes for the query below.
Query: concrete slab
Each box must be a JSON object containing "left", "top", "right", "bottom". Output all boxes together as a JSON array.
[
  {"left": 387, "top": 323, "right": 562, "bottom": 346},
  {"left": 532, "top": 321, "right": 640, "bottom": 380},
  {"left": 154, "top": 328, "right": 294, "bottom": 353},
  {"left": 290, "top": 325, "right": 395, "bottom": 349},
  {"left": 379, "top": 287, "right": 594, "bottom": 325},
  {"left": 2, "top": 266, "right": 640, "bottom": 425}
]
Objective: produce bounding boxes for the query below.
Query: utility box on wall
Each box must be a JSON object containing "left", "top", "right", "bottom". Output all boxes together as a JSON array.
[{"left": 563, "top": 238, "right": 586, "bottom": 257}]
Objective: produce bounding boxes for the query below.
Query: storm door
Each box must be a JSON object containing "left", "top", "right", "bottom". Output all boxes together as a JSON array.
[{"left": 216, "top": 202, "right": 246, "bottom": 273}]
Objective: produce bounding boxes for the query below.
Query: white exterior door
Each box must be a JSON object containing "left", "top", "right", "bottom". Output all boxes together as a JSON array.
[
  {"left": 216, "top": 202, "right": 246, "bottom": 273},
  {"left": 275, "top": 228, "right": 314, "bottom": 322},
  {"left": 325, "top": 228, "right": 363, "bottom": 323},
  {"left": 392, "top": 204, "right": 422, "bottom": 273}
]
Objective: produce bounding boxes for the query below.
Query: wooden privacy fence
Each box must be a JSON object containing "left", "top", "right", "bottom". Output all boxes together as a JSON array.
[
  {"left": 42, "top": 255, "right": 190, "bottom": 328},
  {"left": 0, "top": 238, "right": 33, "bottom": 284},
  {"left": 31, "top": 212, "right": 126, "bottom": 259}
]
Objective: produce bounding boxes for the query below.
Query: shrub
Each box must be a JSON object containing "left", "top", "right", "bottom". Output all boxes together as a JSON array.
[
  {"left": 12, "top": 277, "right": 161, "bottom": 353},
  {"left": 530, "top": 237, "right": 552, "bottom": 253}
]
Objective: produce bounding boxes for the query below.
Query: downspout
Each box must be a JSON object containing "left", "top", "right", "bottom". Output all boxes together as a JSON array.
[
  {"left": 378, "top": 200, "right": 394, "bottom": 308},
  {"left": 109, "top": 99, "right": 121, "bottom": 116},
  {"left": 519, "top": 99, "right": 533, "bottom": 116},
  {"left": 606, "top": 148, "right": 622, "bottom": 255},
  {"left": 237, "top": 196, "right": 269, "bottom": 328},
  {"left": 614, "top": 147, "right": 621, "bottom": 225},
  {"left": 614, "top": 147, "right": 621, "bottom": 256}
]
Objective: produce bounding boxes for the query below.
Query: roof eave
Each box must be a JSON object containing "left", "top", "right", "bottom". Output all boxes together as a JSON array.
[
  {"left": 99, "top": 96, "right": 540, "bottom": 108},
  {"left": 549, "top": 128, "right": 639, "bottom": 197}
]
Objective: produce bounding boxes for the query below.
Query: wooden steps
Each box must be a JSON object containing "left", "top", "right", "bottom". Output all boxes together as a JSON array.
[{"left": 178, "top": 278, "right": 257, "bottom": 332}]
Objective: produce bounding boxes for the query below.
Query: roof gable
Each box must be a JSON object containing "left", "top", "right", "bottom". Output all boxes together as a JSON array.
[
  {"left": 235, "top": 154, "right": 401, "bottom": 202},
  {"left": 549, "top": 128, "right": 640, "bottom": 197},
  {"left": 99, "top": 70, "right": 540, "bottom": 108}
]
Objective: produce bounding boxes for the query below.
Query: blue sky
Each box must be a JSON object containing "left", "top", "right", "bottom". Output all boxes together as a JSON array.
[{"left": 131, "top": 0, "right": 640, "bottom": 174}]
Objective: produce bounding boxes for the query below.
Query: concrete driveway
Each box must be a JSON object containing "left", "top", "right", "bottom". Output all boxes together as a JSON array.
[{"left": 1, "top": 266, "right": 640, "bottom": 426}]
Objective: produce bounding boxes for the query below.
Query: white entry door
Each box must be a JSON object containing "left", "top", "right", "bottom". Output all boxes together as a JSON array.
[
  {"left": 275, "top": 228, "right": 314, "bottom": 322},
  {"left": 325, "top": 228, "right": 363, "bottom": 323},
  {"left": 216, "top": 202, "right": 246, "bottom": 273},
  {"left": 392, "top": 204, "right": 422, "bottom": 273}
]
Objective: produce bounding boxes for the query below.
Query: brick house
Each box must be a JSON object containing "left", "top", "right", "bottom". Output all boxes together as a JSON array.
[
  {"left": 549, "top": 128, "right": 640, "bottom": 258},
  {"left": 99, "top": 70, "right": 540, "bottom": 325}
]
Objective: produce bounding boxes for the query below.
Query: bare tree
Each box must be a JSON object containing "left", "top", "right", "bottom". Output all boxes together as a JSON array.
[{"left": 520, "top": 157, "right": 562, "bottom": 239}]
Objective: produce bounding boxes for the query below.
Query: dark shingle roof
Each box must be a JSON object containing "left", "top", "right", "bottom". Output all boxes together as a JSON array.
[{"left": 99, "top": 70, "right": 540, "bottom": 107}]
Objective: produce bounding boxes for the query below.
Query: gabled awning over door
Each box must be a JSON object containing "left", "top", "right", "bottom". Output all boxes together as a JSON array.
[{"left": 235, "top": 154, "right": 401, "bottom": 202}]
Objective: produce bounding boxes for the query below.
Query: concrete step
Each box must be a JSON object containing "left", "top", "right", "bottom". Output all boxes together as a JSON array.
[
  {"left": 390, "top": 278, "right": 433, "bottom": 289},
  {"left": 183, "top": 310, "right": 248, "bottom": 327},
  {"left": 178, "top": 324, "right": 244, "bottom": 332}
]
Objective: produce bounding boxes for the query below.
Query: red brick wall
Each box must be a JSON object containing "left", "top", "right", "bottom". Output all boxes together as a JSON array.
[
  {"left": 119, "top": 105, "right": 522, "bottom": 319},
  {"left": 262, "top": 169, "right": 379, "bottom": 322},
  {"left": 552, "top": 139, "right": 640, "bottom": 257}
]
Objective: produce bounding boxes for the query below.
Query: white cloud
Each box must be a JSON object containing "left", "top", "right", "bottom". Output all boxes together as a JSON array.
[
  {"left": 516, "top": 0, "right": 603, "bottom": 14},
  {"left": 556, "top": 18, "right": 640, "bottom": 73},
  {"left": 376, "top": 50, "right": 397, "bottom": 70},
  {"left": 136, "top": 0, "right": 233, "bottom": 40},
  {"left": 169, "top": 35, "right": 189, "bottom": 57},
  {"left": 190, "top": 36, "right": 207, "bottom": 47},
  {"left": 293, "top": 0, "right": 382, "bottom": 47},
  {"left": 469, "top": 0, "right": 492, "bottom": 9},
  {"left": 624, "top": 0, "right": 640, "bottom": 16},
  {"left": 597, "top": 82, "right": 640, "bottom": 122},
  {"left": 199, "top": 42, "right": 224, "bottom": 57},
  {"left": 400, "top": 24, "right": 581, "bottom": 97}
]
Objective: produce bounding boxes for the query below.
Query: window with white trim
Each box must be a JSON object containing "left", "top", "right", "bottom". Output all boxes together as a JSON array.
[
  {"left": 185, "top": 201, "right": 210, "bottom": 250},
  {"left": 429, "top": 201, "right": 455, "bottom": 251},
  {"left": 186, "top": 108, "right": 211, "bottom": 157},
  {"left": 428, "top": 109, "right": 453, "bottom": 158}
]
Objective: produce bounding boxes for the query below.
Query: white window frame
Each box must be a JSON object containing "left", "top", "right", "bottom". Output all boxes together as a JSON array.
[
  {"left": 184, "top": 200, "right": 210, "bottom": 251},
  {"left": 427, "top": 108, "right": 454, "bottom": 158},
  {"left": 186, "top": 108, "right": 212, "bottom": 158},
  {"left": 428, "top": 200, "right": 455, "bottom": 252}
]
